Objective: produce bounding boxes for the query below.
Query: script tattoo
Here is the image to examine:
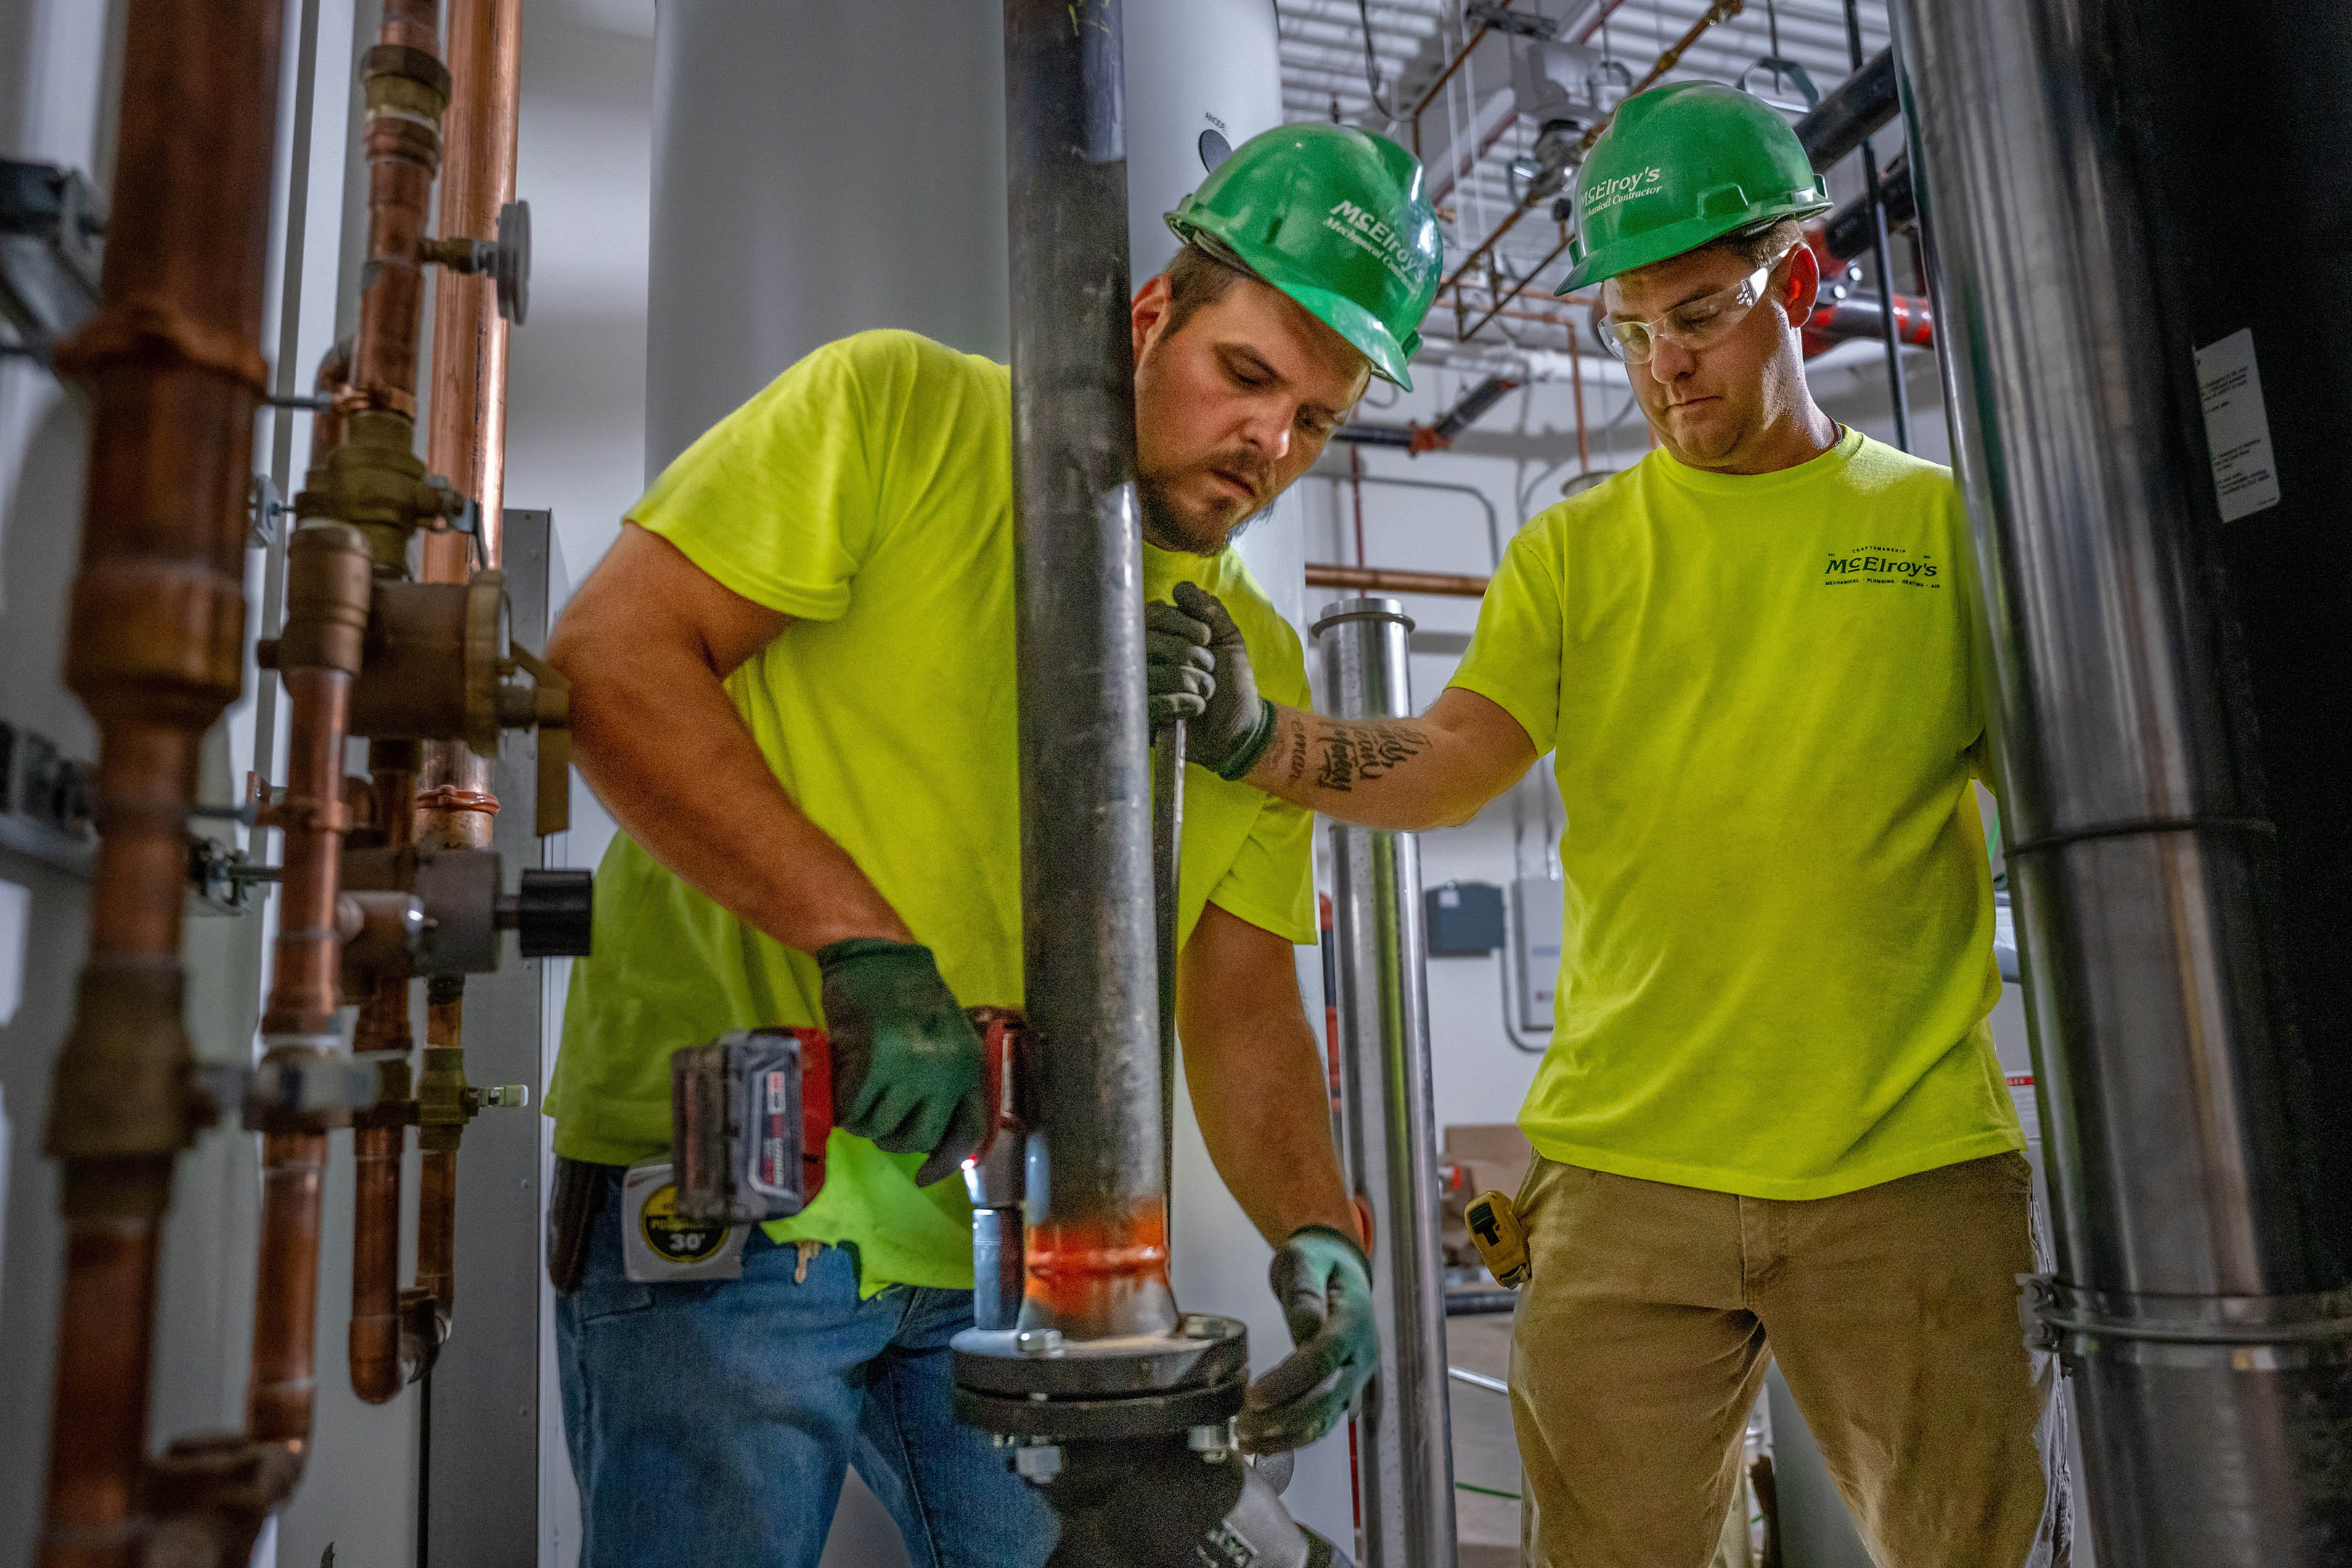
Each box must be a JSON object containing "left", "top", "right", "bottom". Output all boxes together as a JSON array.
[
  {"left": 1283, "top": 711, "right": 1312, "bottom": 785},
  {"left": 1312, "top": 722, "right": 1427, "bottom": 793}
]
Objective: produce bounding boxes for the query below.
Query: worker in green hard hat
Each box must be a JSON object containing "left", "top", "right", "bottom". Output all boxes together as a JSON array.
[
  {"left": 539, "top": 123, "right": 1438, "bottom": 1568},
  {"left": 1153, "top": 83, "right": 2061, "bottom": 1568}
]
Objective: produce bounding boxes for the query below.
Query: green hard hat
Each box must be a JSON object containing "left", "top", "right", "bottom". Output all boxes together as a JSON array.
[
  {"left": 1167, "top": 123, "right": 1441, "bottom": 391},
  {"left": 1557, "top": 81, "right": 1832, "bottom": 294}
]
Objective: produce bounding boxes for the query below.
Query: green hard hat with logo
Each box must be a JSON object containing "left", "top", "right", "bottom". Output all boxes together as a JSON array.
[
  {"left": 1166, "top": 123, "right": 1442, "bottom": 391},
  {"left": 1558, "top": 81, "right": 1832, "bottom": 294}
]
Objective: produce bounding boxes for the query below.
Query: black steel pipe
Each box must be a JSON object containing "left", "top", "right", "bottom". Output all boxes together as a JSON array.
[
  {"left": 1794, "top": 45, "right": 1896, "bottom": 171},
  {"left": 1821, "top": 155, "right": 1914, "bottom": 263},
  {"left": 1843, "top": 0, "right": 1910, "bottom": 451},
  {"left": 1000, "top": 0, "right": 1173, "bottom": 1342}
]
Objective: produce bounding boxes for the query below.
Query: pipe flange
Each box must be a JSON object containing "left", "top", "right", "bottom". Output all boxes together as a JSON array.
[{"left": 953, "top": 1312, "right": 1251, "bottom": 1440}]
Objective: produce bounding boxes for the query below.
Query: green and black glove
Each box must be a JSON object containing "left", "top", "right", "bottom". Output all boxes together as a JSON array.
[
  {"left": 815, "top": 938, "right": 988, "bottom": 1187},
  {"left": 1144, "top": 581, "right": 1277, "bottom": 779},
  {"left": 1237, "top": 1225, "right": 1379, "bottom": 1453}
]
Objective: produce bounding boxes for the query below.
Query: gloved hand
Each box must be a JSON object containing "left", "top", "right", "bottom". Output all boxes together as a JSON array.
[
  {"left": 1146, "top": 581, "right": 1276, "bottom": 780},
  {"left": 1238, "top": 1225, "right": 1379, "bottom": 1453},
  {"left": 815, "top": 939, "right": 988, "bottom": 1187},
  {"left": 1145, "top": 599, "right": 1214, "bottom": 730}
]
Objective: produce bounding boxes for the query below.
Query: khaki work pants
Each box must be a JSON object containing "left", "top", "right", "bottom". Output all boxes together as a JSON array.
[{"left": 1510, "top": 1153, "right": 2049, "bottom": 1568}]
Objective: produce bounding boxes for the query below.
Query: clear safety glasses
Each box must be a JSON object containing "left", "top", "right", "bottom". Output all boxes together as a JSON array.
[{"left": 1598, "top": 256, "right": 1787, "bottom": 365}]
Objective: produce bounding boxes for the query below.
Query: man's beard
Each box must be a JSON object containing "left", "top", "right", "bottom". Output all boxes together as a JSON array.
[{"left": 1138, "top": 459, "right": 1277, "bottom": 557}]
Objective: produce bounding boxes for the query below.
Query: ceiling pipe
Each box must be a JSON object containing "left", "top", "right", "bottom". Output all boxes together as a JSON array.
[
  {"left": 1792, "top": 44, "right": 1895, "bottom": 169},
  {"left": 33, "top": 2, "right": 286, "bottom": 1563},
  {"left": 1306, "top": 563, "right": 1491, "bottom": 596}
]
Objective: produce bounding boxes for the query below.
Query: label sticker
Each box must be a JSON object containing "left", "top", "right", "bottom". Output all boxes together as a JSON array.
[
  {"left": 639, "top": 1181, "right": 727, "bottom": 1263},
  {"left": 0, "top": 879, "right": 26, "bottom": 1028},
  {"left": 2194, "top": 329, "right": 2282, "bottom": 523}
]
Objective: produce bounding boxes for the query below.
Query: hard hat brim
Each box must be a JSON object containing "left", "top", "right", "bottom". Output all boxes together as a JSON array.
[{"left": 1557, "top": 187, "right": 1832, "bottom": 295}]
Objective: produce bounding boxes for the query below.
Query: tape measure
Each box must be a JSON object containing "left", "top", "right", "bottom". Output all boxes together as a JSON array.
[
  {"left": 1465, "top": 1188, "right": 1530, "bottom": 1289},
  {"left": 620, "top": 1158, "right": 748, "bottom": 1283}
]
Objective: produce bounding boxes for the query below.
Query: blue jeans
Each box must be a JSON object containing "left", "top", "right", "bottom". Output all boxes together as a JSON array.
[{"left": 556, "top": 1167, "right": 1058, "bottom": 1567}]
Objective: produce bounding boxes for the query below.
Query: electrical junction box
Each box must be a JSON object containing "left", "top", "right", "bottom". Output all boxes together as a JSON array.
[
  {"left": 1425, "top": 880, "right": 1505, "bottom": 956},
  {"left": 1511, "top": 875, "right": 1565, "bottom": 1034}
]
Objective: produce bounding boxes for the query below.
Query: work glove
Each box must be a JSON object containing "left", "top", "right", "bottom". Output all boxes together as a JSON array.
[
  {"left": 1145, "top": 581, "right": 1277, "bottom": 779},
  {"left": 815, "top": 938, "right": 988, "bottom": 1187},
  {"left": 1238, "top": 1225, "right": 1379, "bottom": 1453}
]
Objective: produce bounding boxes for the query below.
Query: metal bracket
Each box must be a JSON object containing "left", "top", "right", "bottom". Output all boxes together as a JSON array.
[
  {"left": 1739, "top": 54, "right": 1821, "bottom": 110},
  {"left": 193, "top": 1053, "right": 385, "bottom": 1132},
  {"left": 0, "top": 159, "right": 105, "bottom": 356},
  {"left": 248, "top": 474, "right": 286, "bottom": 547},
  {"left": 0, "top": 719, "right": 95, "bottom": 877},
  {"left": 1466, "top": 1, "right": 1558, "bottom": 38}
]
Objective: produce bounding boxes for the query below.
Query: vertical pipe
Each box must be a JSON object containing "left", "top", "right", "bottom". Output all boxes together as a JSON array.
[
  {"left": 1003, "top": 0, "right": 1172, "bottom": 1342},
  {"left": 1893, "top": 0, "right": 2352, "bottom": 1559},
  {"left": 351, "top": 749, "right": 419, "bottom": 1403},
  {"left": 1153, "top": 724, "right": 1185, "bottom": 1219},
  {"left": 1843, "top": 0, "right": 1910, "bottom": 452},
  {"left": 36, "top": 1, "right": 286, "bottom": 1561},
  {"left": 424, "top": 0, "right": 523, "bottom": 576},
  {"left": 1312, "top": 597, "right": 1457, "bottom": 1568}
]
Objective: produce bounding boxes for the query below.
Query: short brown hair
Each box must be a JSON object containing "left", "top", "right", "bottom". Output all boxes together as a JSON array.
[{"left": 1164, "top": 242, "right": 1251, "bottom": 336}]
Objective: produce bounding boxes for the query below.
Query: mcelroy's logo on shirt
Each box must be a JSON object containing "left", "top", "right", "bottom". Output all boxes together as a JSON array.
[{"left": 1824, "top": 546, "right": 1939, "bottom": 587}]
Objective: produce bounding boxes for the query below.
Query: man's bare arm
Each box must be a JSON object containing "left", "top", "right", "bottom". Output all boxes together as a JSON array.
[
  {"left": 1243, "top": 685, "right": 1539, "bottom": 831},
  {"left": 1176, "top": 902, "right": 1357, "bottom": 1247},
  {"left": 547, "top": 522, "right": 910, "bottom": 952}
]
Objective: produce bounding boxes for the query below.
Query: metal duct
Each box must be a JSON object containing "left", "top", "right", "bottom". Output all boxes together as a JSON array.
[
  {"left": 1893, "top": 0, "right": 2352, "bottom": 1559},
  {"left": 1314, "top": 597, "right": 1457, "bottom": 1568}
]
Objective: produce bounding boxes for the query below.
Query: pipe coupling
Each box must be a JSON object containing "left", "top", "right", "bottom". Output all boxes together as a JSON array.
[
  {"left": 44, "top": 960, "right": 198, "bottom": 1172},
  {"left": 277, "top": 523, "right": 374, "bottom": 675},
  {"left": 63, "top": 560, "right": 250, "bottom": 723}
]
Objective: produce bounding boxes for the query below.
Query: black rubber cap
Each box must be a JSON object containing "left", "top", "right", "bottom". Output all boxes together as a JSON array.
[{"left": 510, "top": 867, "right": 593, "bottom": 957}]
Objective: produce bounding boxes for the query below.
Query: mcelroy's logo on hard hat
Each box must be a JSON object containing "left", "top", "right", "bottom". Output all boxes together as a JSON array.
[
  {"left": 1583, "top": 166, "right": 1667, "bottom": 218},
  {"left": 1326, "top": 199, "right": 1432, "bottom": 292}
]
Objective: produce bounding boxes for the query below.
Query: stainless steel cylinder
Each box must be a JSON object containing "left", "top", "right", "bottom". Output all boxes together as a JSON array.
[
  {"left": 1312, "top": 597, "right": 1457, "bottom": 1568},
  {"left": 1893, "top": 0, "right": 2352, "bottom": 1559}
]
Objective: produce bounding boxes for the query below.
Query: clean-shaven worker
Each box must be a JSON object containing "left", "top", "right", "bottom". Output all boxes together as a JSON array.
[
  {"left": 1152, "top": 85, "right": 2057, "bottom": 1568},
  {"left": 542, "top": 126, "right": 1443, "bottom": 1568}
]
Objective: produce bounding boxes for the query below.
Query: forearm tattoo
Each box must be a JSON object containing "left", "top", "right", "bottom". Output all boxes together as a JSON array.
[{"left": 1279, "top": 714, "right": 1429, "bottom": 793}]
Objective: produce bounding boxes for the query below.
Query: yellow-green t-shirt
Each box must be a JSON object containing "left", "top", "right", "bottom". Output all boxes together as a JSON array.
[
  {"left": 1450, "top": 428, "right": 2018, "bottom": 1199},
  {"left": 544, "top": 329, "right": 1317, "bottom": 1289}
]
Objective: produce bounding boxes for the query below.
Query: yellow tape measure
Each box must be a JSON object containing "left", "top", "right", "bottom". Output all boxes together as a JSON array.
[{"left": 1465, "top": 1188, "right": 1530, "bottom": 1289}]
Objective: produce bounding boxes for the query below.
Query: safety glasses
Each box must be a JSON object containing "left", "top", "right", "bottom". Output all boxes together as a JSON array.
[{"left": 1598, "top": 255, "right": 1788, "bottom": 365}]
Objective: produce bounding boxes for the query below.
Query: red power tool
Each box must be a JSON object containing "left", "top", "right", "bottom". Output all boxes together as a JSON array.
[{"left": 669, "top": 1006, "right": 1026, "bottom": 1226}]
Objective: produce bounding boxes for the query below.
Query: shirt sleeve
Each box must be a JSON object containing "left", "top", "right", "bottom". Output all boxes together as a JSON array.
[
  {"left": 1447, "top": 521, "right": 1564, "bottom": 755},
  {"left": 1205, "top": 607, "right": 1317, "bottom": 945},
  {"left": 628, "top": 334, "right": 902, "bottom": 622}
]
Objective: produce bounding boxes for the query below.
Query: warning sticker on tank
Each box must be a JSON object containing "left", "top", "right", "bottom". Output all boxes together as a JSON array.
[{"left": 2194, "top": 328, "right": 2282, "bottom": 523}]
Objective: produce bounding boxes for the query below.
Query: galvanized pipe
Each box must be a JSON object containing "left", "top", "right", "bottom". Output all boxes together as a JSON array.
[
  {"left": 1312, "top": 597, "right": 1457, "bottom": 1568},
  {"left": 1002, "top": 0, "right": 1172, "bottom": 1342},
  {"left": 1893, "top": 0, "right": 2352, "bottom": 1559}
]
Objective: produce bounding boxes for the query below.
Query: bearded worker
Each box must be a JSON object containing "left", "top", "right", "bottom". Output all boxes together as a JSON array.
[
  {"left": 540, "top": 126, "right": 1441, "bottom": 1568},
  {"left": 1151, "top": 85, "right": 2059, "bottom": 1568}
]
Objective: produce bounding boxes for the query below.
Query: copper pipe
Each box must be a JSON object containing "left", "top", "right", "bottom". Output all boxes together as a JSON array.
[
  {"left": 1304, "top": 563, "right": 1490, "bottom": 597},
  {"left": 415, "top": 979, "right": 470, "bottom": 1315},
  {"left": 1569, "top": 321, "right": 1591, "bottom": 476},
  {"left": 425, "top": 0, "right": 524, "bottom": 576},
  {"left": 418, "top": 1145, "right": 460, "bottom": 1315},
  {"left": 36, "top": 0, "right": 285, "bottom": 1559},
  {"left": 248, "top": 1132, "right": 329, "bottom": 1453},
  {"left": 348, "top": 756, "right": 417, "bottom": 1405},
  {"left": 260, "top": 525, "right": 371, "bottom": 1042},
  {"left": 351, "top": 7, "right": 448, "bottom": 415}
]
